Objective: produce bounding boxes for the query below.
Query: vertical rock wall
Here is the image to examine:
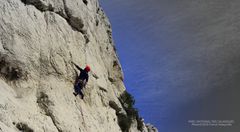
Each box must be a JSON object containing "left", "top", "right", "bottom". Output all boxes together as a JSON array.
[{"left": 0, "top": 0, "right": 157, "bottom": 131}]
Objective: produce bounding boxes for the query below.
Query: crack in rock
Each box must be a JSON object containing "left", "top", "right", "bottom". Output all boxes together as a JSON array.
[
  {"left": 20, "top": 0, "right": 53, "bottom": 11},
  {"left": 0, "top": 55, "right": 26, "bottom": 81},
  {"left": 37, "top": 92, "right": 62, "bottom": 132},
  {"left": 16, "top": 122, "right": 34, "bottom": 132}
]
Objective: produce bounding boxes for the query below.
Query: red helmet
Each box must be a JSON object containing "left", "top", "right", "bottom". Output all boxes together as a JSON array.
[{"left": 85, "top": 65, "right": 91, "bottom": 72}]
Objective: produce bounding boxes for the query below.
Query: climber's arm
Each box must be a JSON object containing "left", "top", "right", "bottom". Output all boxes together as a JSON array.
[{"left": 72, "top": 62, "right": 83, "bottom": 71}]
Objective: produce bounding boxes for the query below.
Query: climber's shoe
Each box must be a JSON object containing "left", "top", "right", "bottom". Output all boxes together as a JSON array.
[{"left": 73, "top": 92, "right": 78, "bottom": 96}]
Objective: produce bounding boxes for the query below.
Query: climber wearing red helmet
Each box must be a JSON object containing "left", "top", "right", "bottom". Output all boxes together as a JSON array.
[
  {"left": 72, "top": 62, "right": 90, "bottom": 99},
  {"left": 85, "top": 65, "right": 91, "bottom": 72}
]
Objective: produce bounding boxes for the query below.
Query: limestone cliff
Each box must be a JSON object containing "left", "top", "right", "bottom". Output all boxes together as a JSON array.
[{"left": 0, "top": 0, "right": 157, "bottom": 131}]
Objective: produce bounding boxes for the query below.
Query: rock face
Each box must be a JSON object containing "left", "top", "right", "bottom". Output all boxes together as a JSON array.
[{"left": 0, "top": 0, "right": 157, "bottom": 132}]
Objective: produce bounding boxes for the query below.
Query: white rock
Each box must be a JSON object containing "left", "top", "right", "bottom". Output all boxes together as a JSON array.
[{"left": 0, "top": 0, "right": 157, "bottom": 131}]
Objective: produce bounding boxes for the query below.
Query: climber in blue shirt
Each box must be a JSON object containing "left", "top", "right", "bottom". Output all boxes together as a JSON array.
[{"left": 72, "top": 62, "right": 91, "bottom": 99}]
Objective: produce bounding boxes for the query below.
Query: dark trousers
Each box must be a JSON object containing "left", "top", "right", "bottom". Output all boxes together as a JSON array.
[{"left": 74, "top": 80, "right": 84, "bottom": 96}]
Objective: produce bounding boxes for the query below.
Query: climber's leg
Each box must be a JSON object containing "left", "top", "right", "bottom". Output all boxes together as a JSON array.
[
  {"left": 73, "top": 84, "right": 79, "bottom": 96},
  {"left": 79, "top": 90, "right": 84, "bottom": 99},
  {"left": 79, "top": 81, "right": 85, "bottom": 99},
  {"left": 73, "top": 81, "right": 81, "bottom": 96}
]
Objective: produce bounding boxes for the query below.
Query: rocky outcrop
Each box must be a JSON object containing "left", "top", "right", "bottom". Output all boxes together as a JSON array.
[
  {"left": 0, "top": 0, "right": 157, "bottom": 131},
  {"left": 145, "top": 124, "right": 158, "bottom": 132}
]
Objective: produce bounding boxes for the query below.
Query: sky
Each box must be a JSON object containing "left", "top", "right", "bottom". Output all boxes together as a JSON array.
[{"left": 99, "top": 0, "right": 240, "bottom": 132}]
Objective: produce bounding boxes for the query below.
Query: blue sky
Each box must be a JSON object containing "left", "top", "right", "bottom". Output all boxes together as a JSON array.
[{"left": 99, "top": 0, "right": 240, "bottom": 131}]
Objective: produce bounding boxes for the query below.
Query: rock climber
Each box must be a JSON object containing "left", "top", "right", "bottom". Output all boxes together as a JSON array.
[{"left": 72, "top": 62, "right": 90, "bottom": 99}]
